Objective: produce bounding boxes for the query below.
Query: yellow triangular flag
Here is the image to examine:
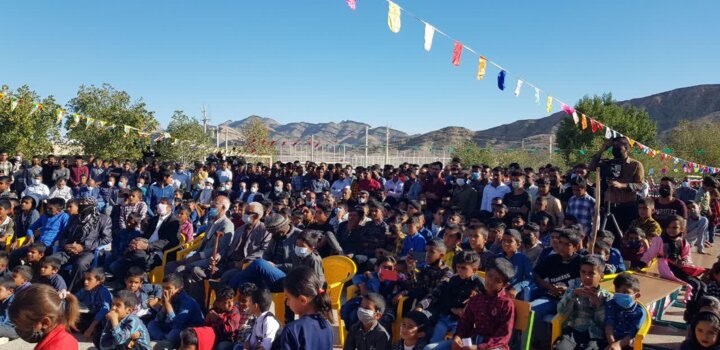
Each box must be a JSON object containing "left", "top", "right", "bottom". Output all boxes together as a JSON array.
[
  {"left": 388, "top": 1, "right": 401, "bottom": 33},
  {"left": 628, "top": 138, "right": 635, "bottom": 148},
  {"left": 581, "top": 114, "right": 588, "bottom": 130},
  {"left": 546, "top": 96, "right": 553, "bottom": 113}
]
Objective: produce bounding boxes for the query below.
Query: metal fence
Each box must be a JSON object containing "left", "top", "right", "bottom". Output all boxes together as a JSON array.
[{"left": 273, "top": 145, "right": 451, "bottom": 166}]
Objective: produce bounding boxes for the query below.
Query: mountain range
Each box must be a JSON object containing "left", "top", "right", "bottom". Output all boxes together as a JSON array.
[{"left": 215, "top": 84, "right": 720, "bottom": 149}]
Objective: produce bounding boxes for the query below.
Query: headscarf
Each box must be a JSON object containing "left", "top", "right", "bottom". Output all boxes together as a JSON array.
[
  {"left": 682, "top": 311, "right": 720, "bottom": 350},
  {"left": 69, "top": 197, "right": 100, "bottom": 242}
]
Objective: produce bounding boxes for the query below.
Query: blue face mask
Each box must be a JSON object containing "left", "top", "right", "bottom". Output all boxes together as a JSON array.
[
  {"left": 471, "top": 172, "right": 480, "bottom": 180},
  {"left": 612, "top": 293, "right": 635, "bottom": 309}
]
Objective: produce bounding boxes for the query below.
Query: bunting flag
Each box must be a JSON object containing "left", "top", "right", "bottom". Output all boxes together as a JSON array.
[
  {"left": 29, "top": 103, "right": 42, "bottom": 115},
  {"left": 497, "top": 70, "right": 506, "bottom": 90},
  {"left": 628, "top": 138, "right": 635, "bottom": 148},
  {"left": 346, "top": 0, "right": 356, "bottom": 10},
  {"left": 424, "top": 23, "right": 434, "bottom": 51},
  {"left": 514, "top": 80, "right": 523, "bottom": 96},
  {"left": 10, "top": 98, "right": 18, "bottom": 112},
  {"left": 270, "top": 140, "right": 276, "bottom": 146},
  {"left": 560, "top": 103, "right": 575, "bottom": 116},
  {"left": 292, "top": 140, "right": 299, "bottom": 146},
  {"left": 534, "top": 88, "right": 540, "bottom": 104},
  {"left": 590, "top": 118, "right": 598, "bottom": 133},
  {"left": 546, "top": 96, "right": 553, "bottom": 113},
  {"left": 314, "top": 142, "right": 321, "bottom": 149},
  {"left": 55, "top": 109, "right": 65, "bottom": 125},
  {"left": 451, "top": 42, "right": 463, "bottom": 66},
  {"left": 71, "top": 113, "right": 80, "bottom": 127},
  {"left": 581, "top": 114, "right": 588, "bottom": 130},
  {"left": 123, "top": 125, "right": 132, "bottom": 134},
  {"left": 605, "top": 126, "right": 613, "bottom": 139},
  {"left": 476, "top": 57, "right": 487, "bottom": 80},
  {"left": 85, "top": 117, "right": 95, "bottom": 129},
  {"left": 388, "top": 1, "right": 401, "bottom": 33},
  {"left": 0, "top": 92, "right": 4, "bottom": 100},
  {"left": 572, "top": 111, "right": 579, "bottom": 125}
]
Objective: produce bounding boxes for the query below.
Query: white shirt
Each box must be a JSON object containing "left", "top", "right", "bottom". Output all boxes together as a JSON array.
[
  {"left": 149, "top": 214, "right": 171, "bottom": 242},
  {"left": 384, "top": 178, "right": 405, "bottom": 199},
  {"left": 217, "top": 169, "right": 233, "bottom": 184},
  {"left": 48, "top": 186, "right": 73, "bottom": 202},
  {"left": 248, "top": 311, "right": 281, "bottom": 350},
  {"left": 480, "top": 182, "right": 511, "bottom": 212},
  {"left": 22, "top": 184, "right": 50, "bottom": 203}
]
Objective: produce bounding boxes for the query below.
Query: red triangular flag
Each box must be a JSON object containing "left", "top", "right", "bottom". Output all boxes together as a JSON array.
[
  {"left": 452, "top": 42, "right": 463, "bottom": 66},
  {"left": 270, "top": 141, "right": 276, "bottom": 146},
  {"left": 292, "top": 140, "right": 299, "bottom": 146},
  {"left": 590, "top": 119, "right": 598, "bottom": 133},
  {"left": 261, "top": 139, "right": 266, "bottom": 145},
  {"left": 281, "top": 141, "right": 286, "bottom": 146},
  {"left": 314, "top": 142, "right": 321, "bottom": 149}
]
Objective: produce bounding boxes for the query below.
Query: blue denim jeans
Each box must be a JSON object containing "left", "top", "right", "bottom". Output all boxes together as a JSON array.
[
  {"left": 430, "top": 315, "right": 459, "bottom": 343},
  {"left": 424, "top": 340, "right": 453, "bottom": 350},
  {"left": 227, "top": 258, "right": 287, "bottom": 291}
]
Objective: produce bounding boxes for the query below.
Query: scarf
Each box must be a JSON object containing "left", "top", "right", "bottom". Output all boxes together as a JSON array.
[
  {"left": 661, "top": 232, "right": 684, "bottom": 263},
  {"left": 72, "top": 197, "right": 100, "bottom": 242}
]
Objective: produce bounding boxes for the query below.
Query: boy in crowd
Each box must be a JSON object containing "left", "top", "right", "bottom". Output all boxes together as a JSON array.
[
  {"left": 520, "top": 223, "right": 544, "bottom": 266},
  {"left": 148, "top": 273, "right": 204, "bottom": 347},
  {"left": 123, "top": 267, "right": 162, "bottom": 322},
  {"left": 37, "top": 256, "right": 67, "bottom": 293},
  {"left": 619, "top": 228, "right": 648, "bottom": 268},
  {"left": 428, "top": 258, "right": 516, "bottom": 350},
  {"left": 400, "top": 216, "right": 426, "bottom": 257},
  {"left": 465, "top": 225, "right": 496, "bottom": 272},
  {"left": 77, "top": 268, "right": 113, "bottom": 346},
  {"left": 498, "top": 229, "right": 534, "bottom": 301},
  {"left": 604, "top": 273, "right": 645, "bottom": 350},
  {"left": 0, "top": 253, "right": 8, "bottom": 279},
  {"left": 99, "top": 290, "right": 152, "bottom": 350},
  {"left": 532, "top": 229, "right": 582, "bottom": 322},
  {"left": 0, "top": 276, "right": 17, "bottom": 340},
  {"left": 393, "top": 310, "right": 430, "bottom": 350},
  {"left": 486, "top": 221, "right": 506, "bottom": 255},
  {"left": 592, "top": 241, "right": 619, "bottom": 274},
  {"left": 595, "top": 230, "right": 627, "bottom": 273},
  {"left": 554, "top": 256, "right": 613, "bottom": 349},
  {"left": 0, "top": 200, "right": 13, "bottom": 251},
  {"left": 416, "top": 251, "right": 483, "bottom": 343},
  {"left": 205, "top": 286, "right": 243, "bottom": 350},
  {"left": 441, "top": 224, "right": 463, "bottom": 268},
  {"left": 25, "top": 242, "right": 46, "bottom": 280},
  {"left": 399, "top": 239, "right": 453, "bottom": 315},
  {"left": 244, "top": 288, "right": 281, "bottom": 350},
  {"left": 628, "top": 199, "right": 662, "bottom": 239},
  {"left": 9, "top": 197, "right": 69, "bottom": 267},
  {"left": 344, "top": 292, "right": 392, "bottom": 350},
  {"left": 10, "top": 266, "right": 32, "bottom": 293}
]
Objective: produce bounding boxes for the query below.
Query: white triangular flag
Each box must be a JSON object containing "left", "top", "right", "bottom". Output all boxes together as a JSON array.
[
  {"left": 605, "top": 127, "right": 612, "bottom": 139},
  {"left": 424, "top": 23, "right": 434, "bottom": 52},
  {"left": 534, "top": 88, "right": 540, "bottom": 104},
  {"left": 514, "top": 80, "right": 523, "bottom": 96},
  {"left": 572, "top": 111, "right": 579, "bottom": 125}
]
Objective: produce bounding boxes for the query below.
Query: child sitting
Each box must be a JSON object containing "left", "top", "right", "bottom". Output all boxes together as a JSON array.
[
  {"left": 393, "top": 310, "right": 430, "bottom": 350},
  {"left": 532, "top": 229, "right": 582, "bottom": 323},
  {"left": 344, "top": 292, "right": 391, "bottom": 350},
  {"left": 99, "top": 289, "right": 151, "bottom": 350},
  {"left": 244, "top": 288, "right": 281, "bottom": 350},
  {"left": 123, "top": 267, "right": 162, "bottom": 322},
  {"left": 148, "top": 273, "right": 205, "bottom": 347},
  {"left": 24, "top": 241, "right": 46, "bottom": 281},
  {"left": 111, "top": 213, "right": 143, "bottom": 262},
  {"left": 466, "top": 225, "right": 497, "bottom": 271},
  {"left": 400, "top": 216, "right": 426, "bottom": 257},
  {"left": 37, "top": 256, "right": 67, "bottom": 293},
  {"left": 628, "top": 198, "right": 662, "bottom": 239},
  {"left": 343, "top": 256, "right": 399, "bottom": 330},
  {"left": 520, "top": 223, "right": 544, "bottom": 266},
  {"left": 593, "top": 241, "right": 619, "bottom": 274},
  {"left": 619, "top": 228, "right": 648, "bottom": 268},
  {"left": 9, "top": 197, "right": 69, "bottom": 267},
  {"left": 76, "top": 268, "right": 113, "bottom": 346},
  {"left": 426, "top": 258, "right": 516, "bottom": 350},
  {"left": 205, "top": 286, "right": 243, "bottom": 350},
  {"left": 178, "top": 326, "right": 216, "bottom": 350},
  {"left": 0, "top": 253, "right": 9, "bottom": 278},
  {"left": 10, "top": 266, "right": 32, "bottom": 293},
  {"left": 638, "top": 215, "right": 705, "bottom": 304},
  {"left": 554, "top": 255, "right": 613, "bottom": 349},
  {"left": 440, "top": 224, "right": 463, "bottom": 268},
  {"left": 604, "top": 273, "right": 645, "bottom": 350},
  {"left": 177, "top": 206, "right": 195, "bottom": 244},
  {"left": 8, "top": 284, "right": 80, "bottom": 349},
  {"left": 398, "top": 239, "right": 453, "bottom": 316},
  {"left": 682, "top": 311, "right": 720, "bottom": 350},
  {"left": 417, "top": 251, "right": 483, "bottom": 343},
  {"left": 0, "top": 276, "right": 18, "bottom": 340},
  {"left": 498, "top": 229, "right": 534, "bottom": 301},
  {"left": 531, "top": 196, "right": 556, "bottom": 229},
  {"left": 0, "top": 200, "right": 13, "bottom": 251},
  {"left": 595, "top": 230, "right": 627, "bottom": 273},
  {"left": 486, "top": 221, "right": 506, "bottom": 255}
]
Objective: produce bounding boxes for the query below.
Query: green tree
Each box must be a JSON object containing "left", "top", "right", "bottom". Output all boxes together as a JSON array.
[
  {"left": 451, "top": 140, "right": 494, "bottom": 166},
  {"left": 668, "top": 120, "right": 720, "bottom": 169},
  {"left": 238, "top": 117, "right": 277, "bottom": 157},
  {"left": 556, "top": 94, "right": 656, "bottom": 166},
  {"left": 154, "top": 110, "right": 212, "bottom": 163},
  {"left": 0, "top": 85, "right": 62, "bottom": 156},
  {"left": 65, "top": 84, "right": 158, "bottom": 160}
]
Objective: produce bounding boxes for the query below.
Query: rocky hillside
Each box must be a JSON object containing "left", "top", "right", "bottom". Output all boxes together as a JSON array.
[{"left": 214, "top": 84, "right": 720, "bottom": 149}]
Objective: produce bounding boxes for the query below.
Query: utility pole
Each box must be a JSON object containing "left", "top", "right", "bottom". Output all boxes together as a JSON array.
[
  {"left": 215, "top": 127, "right": 219, "bottom": 148},
  {"left": 224, "top": 126, "right": 228, "bottom": 153},
  {"left": 311, "top": 135, "right": 315, "bottom": 162},
  {"left": 385, "top": 124, "right": 390, "bottom": 166},
  {"left": 201, "top": 105, "right": 209, "bottom": 133},
  {"left": 549, "top": 135, "right": 554, "bottom": 155},
  {"left": 521, "top": 138, "right": 525, "bottom": 150},
  {"left": 365, "top": 126, "right": 369, "bottom": 167}
]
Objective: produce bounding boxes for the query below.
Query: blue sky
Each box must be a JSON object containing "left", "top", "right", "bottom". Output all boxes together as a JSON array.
[{"left": 1, "top": 1, "right": 718, "bottom": 135}]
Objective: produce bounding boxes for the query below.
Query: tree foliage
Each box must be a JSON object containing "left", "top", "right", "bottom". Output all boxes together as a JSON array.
[
  {"left": 0, "top": 85, "right": 62, "bottom": 156},
  {"left": 451, "top": 140, "right": 566, "bottom": 170},
  {"left": 65, "top": 84, "right": 158, "bottom": 160},
  {"left": 238, "top": 117, "right": 277, "bottom": 157},
  {"left": 667, "top": 120, "right": 720, "bottom": 169},
  {"left": 153, "top": 110, "right": 212, "bottom": 163},
  {"left": 556, "top": 94, "right": 656, "bottom": 167}
]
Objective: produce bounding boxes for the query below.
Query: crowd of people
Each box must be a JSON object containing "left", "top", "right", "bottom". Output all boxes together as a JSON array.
[{"left": 0, "top": 135, "right": 719, "bottom": 350}]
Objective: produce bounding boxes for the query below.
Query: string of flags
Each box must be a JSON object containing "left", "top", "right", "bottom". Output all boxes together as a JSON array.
[{"left": 341, "top": 0, "right": 717, "bottom": 174}]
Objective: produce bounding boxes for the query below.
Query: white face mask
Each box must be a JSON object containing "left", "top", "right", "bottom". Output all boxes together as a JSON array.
[
  {"left": 294, "top": 246, "right": 310, "bottom": 258},
  {"left": 33, "top": 179, "right": 41, "bottom": 185},
  {"left": 456, "top": 178, "right": 465, "bottom": 187},
  {"left": 205, "top": 185, "right": 213, "bottom": 190},
  {"left": 156, "top": 204, "right": 168, "bottom": 216},
  {"left": 250, "top": 187, "right": 258, "bottom": 193},
  {"left": 242, "top": 214, "right": 252, "bottom": 223},
  {"left": 512, "top": 181, "right": 521, "bottom": 189},
  {"left": 357, "top": 307, "right": 377, "bottom": 325},
  {"left": 274, "top": 186, "right": 282, "bottom": 192}
]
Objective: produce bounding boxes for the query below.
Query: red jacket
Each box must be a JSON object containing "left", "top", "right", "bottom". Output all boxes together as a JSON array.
[
  {"left": 69, "top": 165, "right": 89, "bottom": 187},
  {"left": 193, "top": 326, "right": 217, "bottom": 350},
  {"left": 35, "top": 325, "right": 78, "bottom": 350}
]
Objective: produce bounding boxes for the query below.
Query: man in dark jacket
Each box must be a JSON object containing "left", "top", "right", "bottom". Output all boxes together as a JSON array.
[
  {"left": 262, "top": 213, "right": 301, "bottom": 264},
  {"left": 143, "top": 198, "right": 181, "bottom": 265},
  {"left": 50, "top": 197, "right": 112, "bottom": 291}
]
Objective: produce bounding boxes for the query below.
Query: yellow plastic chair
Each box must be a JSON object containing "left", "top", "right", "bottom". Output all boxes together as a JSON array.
[
  {"left": 512, "top": 300, "right": 535, "bottom": 350},
  {"left": 476, "top": 270, "right": 486, "bottom": 279},
  {"left": 5, "top": 236, "right": 27, "bottom": 253},
  {"left": 551, "top": 302, "right": 650, "bottom": 350},
  {"left": 273, "top": 292, "right": 287, "bottom": 325},
  {"left": 321, "top": 256, "right": 357, "bottom": 347},
  {"left": 601, "top": 259, "right": 655, "bottom": 282}
]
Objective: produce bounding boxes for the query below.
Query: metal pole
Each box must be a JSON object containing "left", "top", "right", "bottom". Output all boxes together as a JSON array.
[
  {"left": 224, "top": 126, "right": 228, "bottom": 153},
  {"left": 521, "top": 138, "right": 525, "bottom": 150},
  {"left": 311, "top": 135, "right": 315, "bottom": 162},
  {"left": 385, "top": 124, "right": 390, "bottom": 166},
  {"left": 215, "top": 127, "right": 219, "bottom": 148},
  {"left": 549, "top": 135, "right": 554, "bottom": 155},
  {"left": 365, "top": 126, "right": 369, "bottom": 167}
]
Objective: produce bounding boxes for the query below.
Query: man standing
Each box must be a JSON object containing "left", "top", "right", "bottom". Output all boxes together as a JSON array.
[
  {"left": 69, "top": 156, "right": 89, "bottom": 190},
  {"left": 653, "top": 177, "right": 688, "bottom": 227},
  {"left": 145, "top": 170, "right": 176, "bottom": 216},
  {"left": 480, "top": 167, "right": 511, "bottom": 213},
  {"left": 588, "top": 136, "right": 644, "bottom": 232}
]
